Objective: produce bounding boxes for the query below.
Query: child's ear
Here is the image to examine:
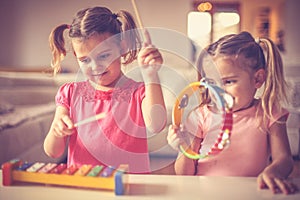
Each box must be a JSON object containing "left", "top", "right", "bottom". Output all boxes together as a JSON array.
[{"left": 254, "top": 68, "right": 266, "bottom": 88}]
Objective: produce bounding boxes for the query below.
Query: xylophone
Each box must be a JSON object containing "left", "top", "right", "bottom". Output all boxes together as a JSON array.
[{"left": 1, "top": 159, "right": 128, "bottom": 195}]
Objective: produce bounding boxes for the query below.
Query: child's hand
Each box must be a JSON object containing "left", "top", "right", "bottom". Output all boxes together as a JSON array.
[
  {"left": 138, "top": 29, "right": 163, "bottom": 78},
  {"left": 257, "top": 169, "right": 298, "bottom": 194},
  {"left": 50, "top": 114, "right": 75, "bottom": 138},
  {"left": 167, "top": 124, "right": 186, "bottom": 151}
]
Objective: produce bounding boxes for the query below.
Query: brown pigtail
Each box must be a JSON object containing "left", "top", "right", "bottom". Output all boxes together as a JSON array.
[
  {"left": 117, "top": 10, "right": 142, "bottom": 64},
  {"left": 49, "top": 24, "right": 70, "bottom": 75}
]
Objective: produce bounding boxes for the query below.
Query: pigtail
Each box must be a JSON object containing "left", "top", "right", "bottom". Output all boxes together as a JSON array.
[
  {"left": 116, "top": 10, "right": 142, "bottom": 64},
  {"left": 258, "top": 38, "right": 288, "bottom": 125},
  {"left": 49, "top": 24, "right": 70, "bottom": 75}
]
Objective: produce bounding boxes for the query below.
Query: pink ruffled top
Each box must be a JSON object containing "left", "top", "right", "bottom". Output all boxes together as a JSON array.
[
  {"left": 55, "top": 77, "right": 150, "bottom": 173},
  {"left": 185, "top": 103, "right": 288, "bottom": 176}
]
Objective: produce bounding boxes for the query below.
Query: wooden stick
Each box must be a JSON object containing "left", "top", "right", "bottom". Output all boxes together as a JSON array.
[
  {"left": 131, "top": 0, "right": 150, "bottom": 43},
  {"left": 74, "top": 112, "right": 106, "bottom": 127},
  {"left": 131, "top": 0, "right": 144, "bottom": 29}
]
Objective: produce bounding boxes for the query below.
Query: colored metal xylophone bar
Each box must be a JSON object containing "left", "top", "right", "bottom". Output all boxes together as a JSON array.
[{"left": 1, "top": 159, "right": 128, "bottom": 195}]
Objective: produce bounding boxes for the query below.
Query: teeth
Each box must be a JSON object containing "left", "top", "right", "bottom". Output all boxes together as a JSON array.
[{"left": 92, "top": 71, "right": 106, "bottom": 76}]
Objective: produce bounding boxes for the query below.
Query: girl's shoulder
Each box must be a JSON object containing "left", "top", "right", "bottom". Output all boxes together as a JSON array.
[
  {"left": 254, "top": 99, "right": 289, "bottom": 119},
  {"left": 57, "top": 81, "right": 87, "bottom": 94},
  {"left": 119, "top": 77, "right": 144, "bottom": 89}
]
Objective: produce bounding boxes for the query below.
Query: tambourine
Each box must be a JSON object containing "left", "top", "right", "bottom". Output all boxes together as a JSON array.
[{"left": 172, "top": 79, "right": 234, "bottom": 159}]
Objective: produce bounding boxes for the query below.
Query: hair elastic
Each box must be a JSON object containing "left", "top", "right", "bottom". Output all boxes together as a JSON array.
[{"left": 112, "top": 13, "right": 118, "bottom": 19}]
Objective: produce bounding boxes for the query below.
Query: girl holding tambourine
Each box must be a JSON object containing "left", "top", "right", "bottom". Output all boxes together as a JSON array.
[{"left": 167, "top": 32, "right": 296, "bottom": 194}]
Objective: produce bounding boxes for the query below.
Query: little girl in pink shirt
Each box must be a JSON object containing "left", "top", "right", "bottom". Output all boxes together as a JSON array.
[
  {"left": 168, "top": 32, "right": 296, "bottom": 194},
  {"left": 44, "top": 6, "right": 166, "bottom": 174}
]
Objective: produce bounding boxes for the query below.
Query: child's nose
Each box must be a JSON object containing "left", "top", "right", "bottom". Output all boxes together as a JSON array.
[{"left": 90, "top": 61, "right": 105, "bottom": 71}]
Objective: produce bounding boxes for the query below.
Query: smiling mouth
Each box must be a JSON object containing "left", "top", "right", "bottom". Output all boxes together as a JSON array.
[{"left": 91, "top": 71, "right": 108, "bottom": 76}]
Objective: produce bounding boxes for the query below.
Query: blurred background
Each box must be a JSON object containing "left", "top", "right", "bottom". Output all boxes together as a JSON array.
[
  {"left": 0, "top": 0, "right": 299, "bottom": 71},
  {"left": 0, "top": 0, "right": 299, "bottom": 174}
]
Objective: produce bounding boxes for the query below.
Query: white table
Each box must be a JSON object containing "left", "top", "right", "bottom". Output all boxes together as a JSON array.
[{"left": 1, "top": 171, "right": 300, "bottom": 200}]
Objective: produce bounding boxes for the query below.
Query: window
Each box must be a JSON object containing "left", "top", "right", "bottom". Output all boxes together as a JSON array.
[{"left": 188, "top": 1, "right": 241, "bottom": 47}]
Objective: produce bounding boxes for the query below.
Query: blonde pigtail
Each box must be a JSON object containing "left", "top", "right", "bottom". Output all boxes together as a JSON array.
[
  {"left": 49, "top": 24, "right": 70, "bottom": 75},
  {"left": 258, "top": 38, "right": 288, "bottom": 124}
]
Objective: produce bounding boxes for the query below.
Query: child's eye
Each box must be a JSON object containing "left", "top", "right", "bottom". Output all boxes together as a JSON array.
[
  {"left": 96, "top": 52, "right": 111, "bottom": 61},
  {"left": 79, "top": 57, "right": 91, "bottom": 64},
  {"left": 223, "top": 80, "right": 236, "bottom": 85}
]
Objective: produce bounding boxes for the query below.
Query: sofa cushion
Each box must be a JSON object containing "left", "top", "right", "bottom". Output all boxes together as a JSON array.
[
  {"left": 0, "top": 102, "right": 55, "bottom": 131},
  {"left": 0, "top": 99, "right": 14, "bottom": 114}
]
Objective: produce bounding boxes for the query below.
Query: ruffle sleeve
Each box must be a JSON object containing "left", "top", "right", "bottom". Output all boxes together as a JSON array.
[
  {"left": 268, "top": 107, "right": 289, "bottom": 127},
  {"left": 55, "top": 82, "right": 74, "bottom": 110}
]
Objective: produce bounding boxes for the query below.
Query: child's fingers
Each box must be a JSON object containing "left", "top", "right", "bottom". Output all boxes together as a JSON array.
[
  {"left": 257, "top": 174, "right": 298, "bottom": 195},
  {"left": 143, "top": 29, "right": 152, "bottom": 46},
  {"left": 170, "top": 138, "right": 181, "bottom": 150},
  {"left": 138, "top": 40, "right": 163, "bottom": 66},
  {"left": 285, "top": 180, "right": 298, "bottom": 194},
  {"left": 139, "top": 45, "right": 158, "bottom": 59},
  {"left": 167, "top": 131, "right": 180, "bottom": 150},
  {"left": 52, "top": 124, "right": 71, "bottom": 138},
  {"left": 167, "top": 125, "right": 182, "bottom": 150},
  {"left": 168, "top": 124, "right": 179, "bottom": 132},
  {"left": 273, "top": 178, "right": 298, "bottom": 194},
  {"left": 62, "top": 115, "right": 74, "bottom": 129},
  {"left": 143, "top": 50, "right": 162, "bottom": 65},
  {"left": 52, "top": 116, "right": 74, "bottom": 138},
  {"left": 167, "top": 126, "right": 176, "bottom": 140},
  {"left": 274, "top": 178, "right": 288, "bottom": 194},
  {"left": 257, "top": 174, "right": 268, "bottom": 189},
  {"left": 260, "top": 175, "right": 278, "bottom": 193}
]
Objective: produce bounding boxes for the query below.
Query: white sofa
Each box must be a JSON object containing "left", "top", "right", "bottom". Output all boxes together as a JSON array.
[{"left": 0, "top": 71, "right": 70, "bottom": 165}]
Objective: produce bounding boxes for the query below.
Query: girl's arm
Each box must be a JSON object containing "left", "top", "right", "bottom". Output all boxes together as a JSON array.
[
  {"left": 43, "top": 106, "right": 74, "bottom": 158},
  {"left": 141, "top": 72, "right": 166, "bottom": 133},
  {"left": 138, "top": 31, "right": 167, "bottom": 133},
  {"left": 167, "top": 124, "right": 202, "bottom": 175},
  {"left": 174, "top": 136, "right": 202, "bottom": 175},
  {"left": 257, "top": 115, "right": 296, "bottom": 194}
]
